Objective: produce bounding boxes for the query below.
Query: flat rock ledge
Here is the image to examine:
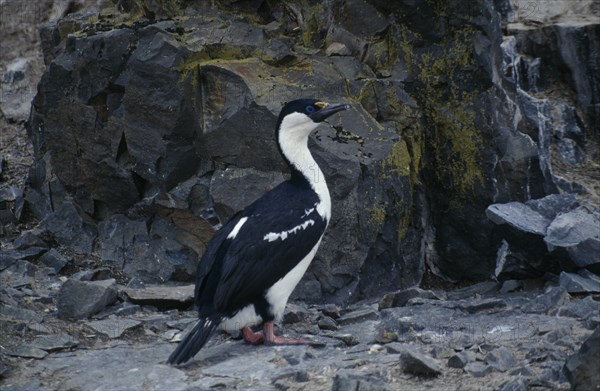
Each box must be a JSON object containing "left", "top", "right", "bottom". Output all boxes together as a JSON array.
[{"left": 1, "top": 280, "right": 598, "bottom": 390}]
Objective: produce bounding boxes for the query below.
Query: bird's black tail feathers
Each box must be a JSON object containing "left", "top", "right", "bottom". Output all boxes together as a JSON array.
[{"left": 167, "top": 316, "right": 220, "bottom": 365}]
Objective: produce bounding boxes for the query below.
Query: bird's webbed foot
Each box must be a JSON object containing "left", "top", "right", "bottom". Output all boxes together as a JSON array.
[{"left": 241, "top": 326, "right": 264, "bottom": 345}]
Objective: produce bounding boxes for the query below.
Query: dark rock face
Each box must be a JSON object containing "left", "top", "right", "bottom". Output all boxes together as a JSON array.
[{"left": 18, "top": 0, "right": 599, "bottom": 301}]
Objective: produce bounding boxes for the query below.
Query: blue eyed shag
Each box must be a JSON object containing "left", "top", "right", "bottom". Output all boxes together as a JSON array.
[{"left": 167, "top": 99, "right": 350, "bottom": 365}]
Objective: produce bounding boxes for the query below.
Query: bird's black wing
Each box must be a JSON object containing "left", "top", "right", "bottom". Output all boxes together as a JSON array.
[
  {"left": 213, "top": 190, "right": 327, "bottom": 311},
  {"left": 194, "top": 212, "right": 245, "bottom": 313}
]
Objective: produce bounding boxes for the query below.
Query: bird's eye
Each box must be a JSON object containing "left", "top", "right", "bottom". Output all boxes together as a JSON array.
[{"left": 305, "top": 105, "right": 316, "bottom": 113}]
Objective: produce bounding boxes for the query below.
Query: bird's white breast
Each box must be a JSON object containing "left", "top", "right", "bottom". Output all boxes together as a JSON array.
[{"left": 265, "top": 238, "right": 322, "bottom": 321}]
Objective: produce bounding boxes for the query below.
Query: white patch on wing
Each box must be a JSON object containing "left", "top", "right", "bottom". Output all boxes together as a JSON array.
[
  {"left": 219, "top": 304, "right": 262, "bottom": 332},
  {"left": 227, "top": 216, "right": 248, "bottom": 240},
  {"left": 301, "top": 206, "right": 316, "bottom": 218},
  {"left": 278, "top": 113, "right": 331, "bottom": 222},
  {"left": 263, "top": 219, "right": 315, "bottom": 242},
  {"left": 266, "top": 239, "right": 322, "bottom": 322}
]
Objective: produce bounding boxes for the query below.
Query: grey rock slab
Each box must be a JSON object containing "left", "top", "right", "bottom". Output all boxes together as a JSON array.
[
  {"left": 31, "top": 334, "right": 79, "bottom": 352},
  {"left": 558, "top": 296, "right": 600, "bottom": 320},
  {"left": 123, "top": 284, "right": 194, "bottom": 309},
  {"left": 521, "top": 286, "right": 569, "bottom": 314},
  {"left": 486, "top": 202, "right": 551, "bottom": 235},
  {"left": 559, "top": 271, "right": 600, "bottom": 293},
  {"left": 0, "top": 304, "right": 43, "bottom": 323},
  {"left": 337, "top": 307, "right": 378, "bottom": 325},
  {"left": 338, "top": 319, "right": 381, "bottom": 345},
  {"left": 485, "top": 346, "right": 518, "bottom": 372},
  {"left": 400, "top": 350, "right": 442, "bottom": 377},
  {"left": 86, "top": 318, "right": 142, "bottom": 339},
  {"left": 331, "top": 372, "right": 392, "bottom": 391},
  {"left": 525, "top": 193, "right": 579, "bottom": 220},
  {"left": 564, "top": 328, "right": 600, "bottom": 390},
  {"left": 544, "top": 207, "right": 600, "bottom": 268},
  {"left": 57, "top": 279, "right": 118, "bottom": 320},
  {"left": 7, "top": 345, "right": 48, "bottom": 359},
  {"left": 498, "top": 378, "right": 527, "bottom": 391},
  {"left": 141, "top": 364, "right": 189, "bottom": 391}
]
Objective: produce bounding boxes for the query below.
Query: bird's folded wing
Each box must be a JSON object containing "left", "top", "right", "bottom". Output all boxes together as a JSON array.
[{"left": 214, "top": 209, "right": 326, "bottom": 310}]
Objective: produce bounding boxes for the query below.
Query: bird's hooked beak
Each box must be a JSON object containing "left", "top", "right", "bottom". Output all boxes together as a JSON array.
[{"left": 309, "top": 101, "right": 350, "bottom": 123}]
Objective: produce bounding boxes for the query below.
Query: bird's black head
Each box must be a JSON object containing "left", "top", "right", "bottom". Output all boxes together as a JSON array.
[{"left": 276, "top": 99, "right": 350, "bottom": 133}]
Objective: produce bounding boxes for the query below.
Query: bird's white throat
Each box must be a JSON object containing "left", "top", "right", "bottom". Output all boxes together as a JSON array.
[{"left": 278, "top": 113, "right": 331, "bottom": 221}]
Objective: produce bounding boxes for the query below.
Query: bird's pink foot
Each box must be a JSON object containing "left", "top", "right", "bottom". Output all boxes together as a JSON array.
[
  {"left": 242, "top": 326, "right": 264, "bottom": 345},
  {"left": 263, "top": 321, "right": 317, "bottom": 345}
]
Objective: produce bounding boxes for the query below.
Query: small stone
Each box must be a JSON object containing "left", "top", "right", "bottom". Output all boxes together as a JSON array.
[
  {"left": 115, "top": 302, "right": 142, "bottom": 317},
  {"left": 319, "top": 304, "right": 340, "bottom": 319},
  {"left": 124, "top": 285, "right": 194, "bottom": 310},
  {"left": 332, "top": 333, "right": 359, "bottom": 346},
  {"left": 446, "top": 282, "right": 499, "bottom": 300},
  {"left": 7, "top": 345, "right": 48, "bottom": 359},
  {"left": 449, "top": 333, "right": 474, "bottom": 351},
  {"left": 337, "top": 307, "right": 378, "bottom": 325},
  {"left": 400, "top": 350, "right": 442, "bottom": 377},
  {"left": 71, "top": 268, "right": 111, "bottom": 282},
  {"left": 38, "top": 249, "right": 69, "bottom": 274},
  {"left": 283, "top": 303, "right": 309, "bottom": 324},
  {"left": 459, "top": 298, "right": 507, "bottom": 313},
  {"left": 325, "top": 42, "right": 351, "bottom": 56},
  {"left": 57, "top": 279, "right": 118, "bottom": 320},
  {"left": 87, "top": 318, "right": 142, "bottom": 339},
  {"left": 585, "top": 316, "right": 600, "bottom": 329},
  {"left": 429, "top": 346, "right": 454, "bottom": 359},
  {"left": 464, "top": 362, "right": 493, "bottom": 377},
  {"left": 448, "top": 350, "right": 476, "bottom": 368},
  {"left": 379, "top": 287, "right": 440, "bottom": 310},
  {"left": 383, "top": 342, "right": 408, "bottom": 354},
  {"left": 162, "top": 329, "right": 180, "bottom": 341},
  {"left": 510, "top": 366, "right": 534, "bottom": 376},
  {"left": 499, "top": 280, "right": 523, "bottom": 293},
  {"left": 376, "top": 329, "right": 398, "bottom": 344},
  {"left": 317, "top": 315, "right": 338, "bottom": 331},
  {"left": 485, "top": 347, "right": 517, "bottom": 372}
]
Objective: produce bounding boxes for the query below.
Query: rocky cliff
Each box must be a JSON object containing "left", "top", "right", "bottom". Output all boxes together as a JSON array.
[{"left": 11, "top": 0, "right": 596, "bottom": 302}]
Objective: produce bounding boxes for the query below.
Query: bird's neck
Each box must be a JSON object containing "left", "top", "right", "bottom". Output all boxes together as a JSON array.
[{"left": 278, "top": 129, "right": 331, "bottom": 222}]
